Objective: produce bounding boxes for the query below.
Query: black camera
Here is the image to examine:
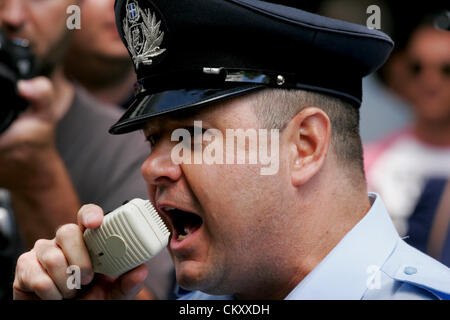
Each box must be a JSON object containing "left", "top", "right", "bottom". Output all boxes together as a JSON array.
[
  {"left": 0, "top": 28, "right": 37, "bottom": 134},
  {"left": 434, "top": 10, "right": 450, "bottom": 31}
]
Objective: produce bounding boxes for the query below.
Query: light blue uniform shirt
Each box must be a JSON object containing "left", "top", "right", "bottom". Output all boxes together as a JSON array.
[{"left": 179, "top": 193, "right": 450, "bottom": 300}]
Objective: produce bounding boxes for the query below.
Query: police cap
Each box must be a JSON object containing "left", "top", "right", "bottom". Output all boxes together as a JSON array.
[{"left": 110, "top": 0, "right": 394, "bottom": 134}]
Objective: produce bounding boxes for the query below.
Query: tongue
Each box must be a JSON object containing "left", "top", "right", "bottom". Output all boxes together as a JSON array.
[{"left": 172, "top": 209, "right": 203, "bottom": 241}]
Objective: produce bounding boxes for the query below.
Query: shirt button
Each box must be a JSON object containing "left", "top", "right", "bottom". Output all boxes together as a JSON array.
[{"left": 404, "top": 266, "right": 418, "bottom": 275}]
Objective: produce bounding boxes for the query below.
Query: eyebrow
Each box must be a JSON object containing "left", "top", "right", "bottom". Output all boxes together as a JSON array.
[
  {"left": 142, "top": 108, "right": 213, "bottom": 135},
  {"left": 167, "top": 106, "right": 205, "bottom": 120}
]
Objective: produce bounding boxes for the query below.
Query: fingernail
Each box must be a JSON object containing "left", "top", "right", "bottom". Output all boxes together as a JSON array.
[{"left": 83, "top": 212, "right": 94, "bottom": 226}]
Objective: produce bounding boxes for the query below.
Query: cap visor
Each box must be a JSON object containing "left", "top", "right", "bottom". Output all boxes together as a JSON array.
[{"left": 109, "top": 84, "right": 264, "bottom": 135}]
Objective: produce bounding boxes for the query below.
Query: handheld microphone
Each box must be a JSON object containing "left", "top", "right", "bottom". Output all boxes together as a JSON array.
[{"left": 83, "top": 199, "right": 170, "bottom": 277}]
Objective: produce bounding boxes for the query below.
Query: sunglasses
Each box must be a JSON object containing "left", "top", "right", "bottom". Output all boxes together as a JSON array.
[{"left": 408, "top": 60, "right": 450, "bottom": 78}]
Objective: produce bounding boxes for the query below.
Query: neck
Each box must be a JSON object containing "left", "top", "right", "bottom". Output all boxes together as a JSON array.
[
  {"left": 237, "top": 173, "right": 371, "bottom": 300},
  {"left": 64, "top": 52, "right": 136, "bottom": 106},
  {"left": 89, "top": 69, "right": 136, "bottom": 106},
  {"left": 414, "top": 118, "right": 450, "bottom": 147},
  {"left": 49, "top": 67, "right": 75, "bottom": 121}
]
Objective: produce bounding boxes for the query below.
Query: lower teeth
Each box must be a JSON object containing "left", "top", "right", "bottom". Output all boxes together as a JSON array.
[
  {"left": 177, "top": 226, "right": 195, "bottom": 241},
  {"left": 176, "top": 225, "right": 200, "bottom": 241}
]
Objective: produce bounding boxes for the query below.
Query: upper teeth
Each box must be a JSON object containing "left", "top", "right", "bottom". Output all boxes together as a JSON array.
[{"left": 164, "top": 207, "right": 176, "bottom": 211}]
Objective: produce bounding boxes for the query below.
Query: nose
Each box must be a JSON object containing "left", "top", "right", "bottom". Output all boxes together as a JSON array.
[
  {"left": 0, "top": 0, "right": 26, "bottom": 33},
  {"left": 141, "top": 140, "right": 183, "bottom": 187},
  {"left": 417, "top": 64, "right": 446, "bottom": 92}
]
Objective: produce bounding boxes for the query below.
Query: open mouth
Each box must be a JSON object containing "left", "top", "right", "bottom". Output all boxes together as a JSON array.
[{"left": 160, "top": 207, "right": 203, "bottom": 242}]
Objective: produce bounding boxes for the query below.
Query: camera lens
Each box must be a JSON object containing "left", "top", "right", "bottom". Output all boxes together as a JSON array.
[
  {"left": 0, "top": 28, "right": 35, "bottom": 134},
  {"left": 0, "top": 74, "right": 22, "bottom": 134}
]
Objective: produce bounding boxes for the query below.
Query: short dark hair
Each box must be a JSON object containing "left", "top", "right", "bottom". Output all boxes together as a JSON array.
[{"left": 252, "top": 88, "right": 365, "bottom": 179}]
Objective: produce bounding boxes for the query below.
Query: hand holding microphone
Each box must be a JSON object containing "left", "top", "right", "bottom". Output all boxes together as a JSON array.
[
  {"left": 13, "top": 199, "right": 170, "bottom": 300},
  {"left": 84, "top": 199, "right": 170, "bottom": 277}
]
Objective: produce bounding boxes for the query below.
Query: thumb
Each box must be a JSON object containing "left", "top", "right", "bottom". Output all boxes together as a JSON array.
[
  {"left": 109, "top": 264, "right": 149, "bottom": 300},
  {"left": 17, "top": 77, "right": 53, "bottom": 111}
]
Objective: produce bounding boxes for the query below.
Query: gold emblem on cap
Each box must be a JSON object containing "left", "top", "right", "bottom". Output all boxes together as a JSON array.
[{"left": 123, "top": 0, "right": 166, "bottom": 69}]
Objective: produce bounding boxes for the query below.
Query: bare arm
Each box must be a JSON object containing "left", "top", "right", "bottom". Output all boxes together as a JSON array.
[
  {"left": 10, "top": 149, "right": 80, "bottom": 247},
  {"left": 0, "top": 77, "right": 80, "bottom": 248},
  {"left": 13, "top": 205, "right": 148, "bottom": 300}
]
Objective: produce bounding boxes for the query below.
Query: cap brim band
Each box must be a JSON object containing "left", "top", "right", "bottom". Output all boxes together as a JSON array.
[{"left": 109, "top": 84, "right": 264, "bottom": 135}]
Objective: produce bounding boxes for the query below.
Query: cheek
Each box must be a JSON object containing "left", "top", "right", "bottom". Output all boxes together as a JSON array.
[
  {"left": 186, "top": 163, "right": 283, "bottom": 241},
  {"left": 442, "top": 83, "right": 450, "bottom": 101},
  {"left": 31, "top": 5, "right": 70, "bottom": 50},
  {"left": 189, "top": 163, "right": 258, "bottom": 206},
  {"left": 80, "top": 3, "right": 112, "bottom": 36},
  {"left": 146, "top": 183, "right": 156, "bottom": 203},
  {"left": 35, "top": 2, "right": 71, "bottom": 28},
  {"left": 183, "top": 165, "right": 248, "bottom": 234}
]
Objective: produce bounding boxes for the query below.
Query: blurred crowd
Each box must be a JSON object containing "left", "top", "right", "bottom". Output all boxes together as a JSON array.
[
  {"left": 321, "top": 0, "right": 450, "bottom": 267},
  {"left": 0, "top": 0, "right": 448, "bottom": 299},
  {"left": 317, "top": 0, "right": 450, "bottom": 267},
  {"left": 0, "top": 0, "right": 173, "bottom": 300}
]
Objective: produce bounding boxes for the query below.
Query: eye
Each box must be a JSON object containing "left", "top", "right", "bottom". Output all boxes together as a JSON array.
[
  {"left": 442, "top": 63, "right": 450, "bottom": 78},
  {"left": 185, "top": 127, "right": 207, "bottom": 148},
  {"left": 145, "top": 133, "right": 160, "bottom": 148},
  {"left": 185, "top": 126, "right": 207, "bottom": 138},
  {"left": 409, "top": 61, "right": 422, "bottom": 77}
]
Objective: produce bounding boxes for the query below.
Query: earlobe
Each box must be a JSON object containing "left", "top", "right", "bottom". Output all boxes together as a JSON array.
[{"left": 288, "top": 107, "right": 331, "bottom": 187}]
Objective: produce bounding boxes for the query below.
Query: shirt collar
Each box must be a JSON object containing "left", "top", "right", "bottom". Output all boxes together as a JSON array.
[{"left": 285, "top": 193, "right": 399, "bottom": 300}]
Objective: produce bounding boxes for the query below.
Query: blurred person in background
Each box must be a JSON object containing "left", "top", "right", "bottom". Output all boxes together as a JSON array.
[
  {"left": 0, "top": 0, "right": 173, "bottom": 299},
  {"left": 64, "top": 0, "right": 136, "bottom": 109},
  {"left": 365, "top": 21, "right": 450, "bottom": 236},
  {"left": 11, "top": 0, "right": 450, "bottom": 301},
  {"left": 318, "top": 0, "right": 413, "bottom": 144},
  {"left": 407, "top": 177, "right": 450, "bottom": 267}
]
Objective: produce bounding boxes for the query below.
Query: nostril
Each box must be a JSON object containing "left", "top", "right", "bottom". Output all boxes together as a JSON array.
[
  {"left": 2, "top": 24, "right": 24, "bottom": 36},
  {"left": 1, "top": 5, "right": 26, "bottom": 28}
]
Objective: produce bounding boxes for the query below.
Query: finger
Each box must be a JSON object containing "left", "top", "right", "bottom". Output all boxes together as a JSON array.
[
  {"left": 77, "top": 204, "right": 104, "bottom": 232},
  {"left": 13, "top": 288, "right": 41, "bottom": 300},
  {"left": 13, "top": 250, "right": 63, "bottom": 300},
  {"left": 17, "top": 77, "right": 53, "bottom": 109},
  {"left": 55, "top": 224, "right": 94, "bottom": 285},
  {"left": 109, "top": 264, "right": 149, "bottom": 300},
  {"left": 134, "top": 287, "right": 155, "bottom": 300},
  {"left": 34, "top": 239, "right": 76, "bottom": 299}
]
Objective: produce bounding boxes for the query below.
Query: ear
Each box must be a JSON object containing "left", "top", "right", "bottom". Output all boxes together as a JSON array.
[{"left": 286, "top": 107, "right": 331, "bottom": 187}]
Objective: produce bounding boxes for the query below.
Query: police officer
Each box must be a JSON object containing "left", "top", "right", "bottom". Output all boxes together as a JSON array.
[{"left": 13, "top": 0, "right": 450, "bottom": 300}]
